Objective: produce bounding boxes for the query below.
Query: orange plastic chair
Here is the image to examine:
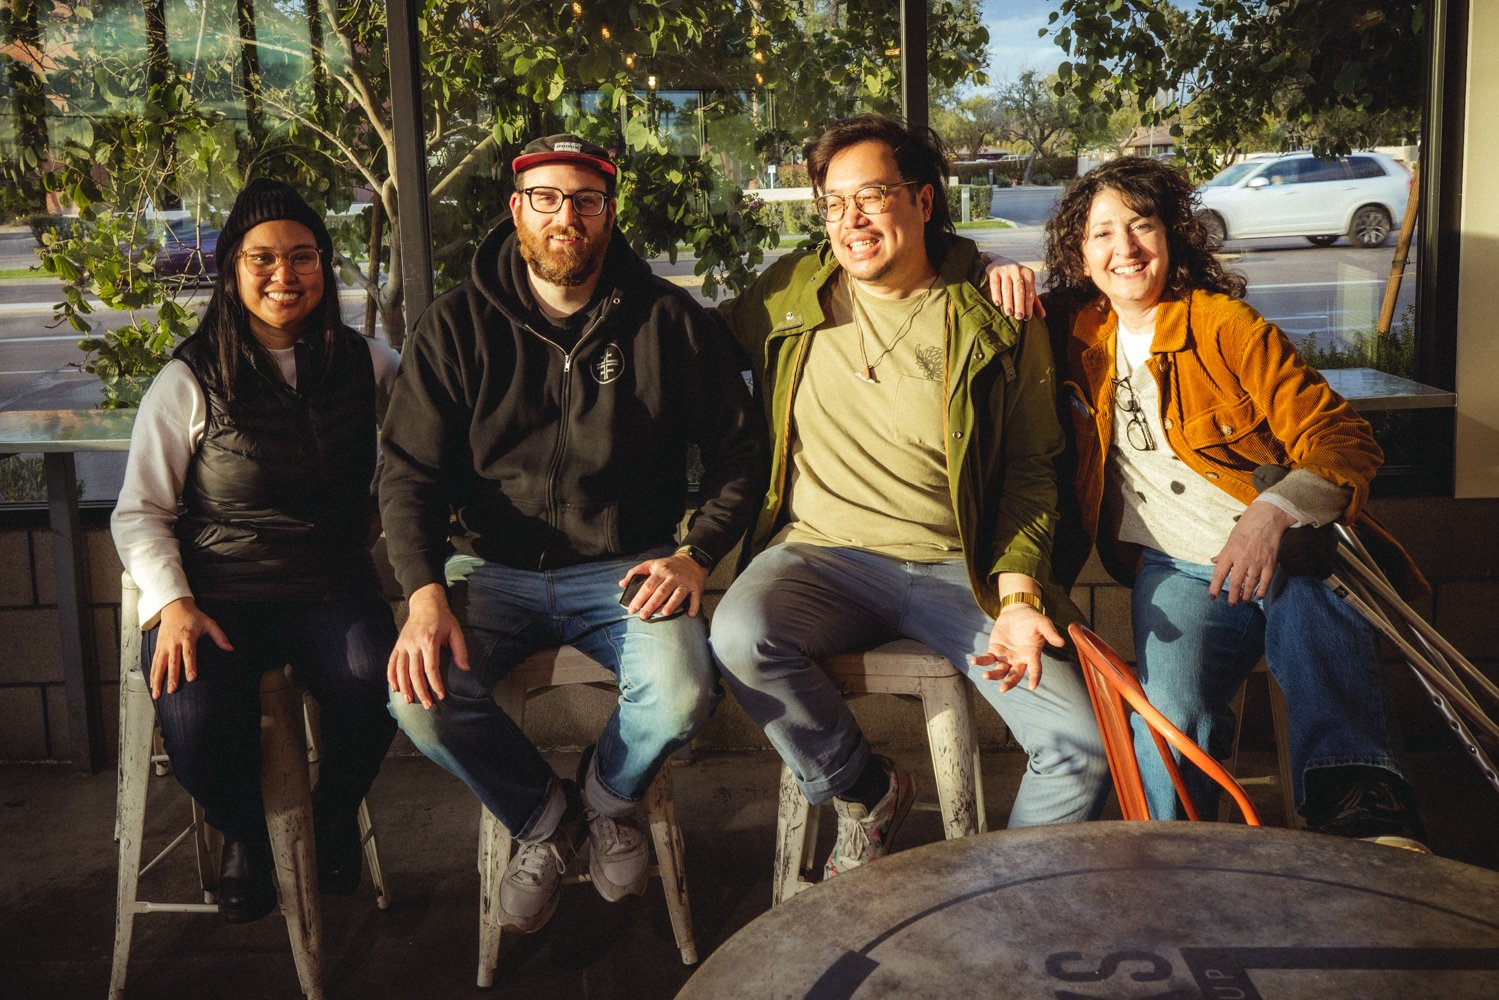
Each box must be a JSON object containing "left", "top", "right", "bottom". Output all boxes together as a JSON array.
[{"left": 1069, "top": 623, "right": 1263, "bottom": 826}]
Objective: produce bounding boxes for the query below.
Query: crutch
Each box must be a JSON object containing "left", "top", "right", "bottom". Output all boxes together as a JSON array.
[
  {"left": 1325, "top": 523, "right": 1499, "bottom": 797},
  {"left": 1254, "top": 464, "right": 1499, "bottom": 798}
]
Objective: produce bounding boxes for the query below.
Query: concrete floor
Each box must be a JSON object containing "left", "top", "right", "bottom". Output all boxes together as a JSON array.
[{"left": 2, "top": 746, "right": 1496, "bottom": 1000}]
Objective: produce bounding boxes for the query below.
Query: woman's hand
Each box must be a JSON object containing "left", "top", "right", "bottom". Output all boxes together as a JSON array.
[
  {"left": 980, "top": 252, "right": 1047, "bottom": 321},
  {"left": 1210, "top": 500, "right": 1297, "bottom": 605},
  {"left": 150, "top": 597, "right": 233, "bottom": 699},
  {"left": 388, "top": 583, "right": 468, "bottom": 710},
  {"left": 975, "top": 606, "right": 1064, "bottom": 694}
]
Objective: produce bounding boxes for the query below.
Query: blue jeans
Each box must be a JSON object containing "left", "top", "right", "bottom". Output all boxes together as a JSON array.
[
  {"left": 709, "top": 543, "right": 1110, "bottom": 826},
  {"left": 1132, "top": 548, "right": 1405, "bottom": 820},
  {"left": 147, "top": 593, "right": 398, "bottom": 841},
  {"left": 388, "top": 548, "right": 720, "bottom": 840}
]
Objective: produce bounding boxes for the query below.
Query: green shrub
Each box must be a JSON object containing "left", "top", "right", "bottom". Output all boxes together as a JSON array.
[
  {"left": 774, "top": 162, "right": 810, "bottom": 187},
  {"left": 945, "top": 184, "right": 994, "bottom": 222},
  {"left": 0, "top": 455, "right": 77, "bottom": 502},
  {"left": 1294, "top": 309, "right": 1416, "bottom": 379},
  {"left": 774, "top": 200, "right": 821, "bottom": 235},
  {"left": 28, "top": 214, "right": 78, "bottom": 243}
]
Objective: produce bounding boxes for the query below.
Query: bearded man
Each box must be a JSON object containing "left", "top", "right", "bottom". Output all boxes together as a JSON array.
[{"left": 380, "top": 134, "right": 765, "bottom": 937}]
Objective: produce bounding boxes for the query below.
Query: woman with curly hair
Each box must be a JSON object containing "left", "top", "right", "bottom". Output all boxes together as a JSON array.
[
  {"left": 112, "top": 179, "right": 401, "bottom": 921},
  {"left": 997, "top": 155, "right": 1426, "bottom": 846}
]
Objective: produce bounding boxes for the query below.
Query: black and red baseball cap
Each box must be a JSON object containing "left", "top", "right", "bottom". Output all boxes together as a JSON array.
[{"left": 511, "top": 134, "right": 617, "bottom": 181}]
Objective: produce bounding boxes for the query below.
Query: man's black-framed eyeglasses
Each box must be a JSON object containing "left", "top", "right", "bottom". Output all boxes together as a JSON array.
[
  {"left": 1111, "top": 375, "right": 1157, "bottom": 452},
  {"left": 521, "top": 186, "right": 610, "bottom": 217},
  {"left": 813, "top": 180, "right": 921, "bottom": 223}
]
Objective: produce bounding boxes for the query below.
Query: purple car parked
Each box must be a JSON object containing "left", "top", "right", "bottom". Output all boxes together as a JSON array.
[{"left": 153, "top": 218, "right": 219, "bottom": 281}]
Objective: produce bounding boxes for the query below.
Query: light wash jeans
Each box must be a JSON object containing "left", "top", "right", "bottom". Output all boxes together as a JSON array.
[
  {"left": 709, "top": 543, "right": 1110, "bottom": 826},
  {"left": 1131, "top": 548, "right": 1406, "bottom": 820},
  {"left": 389, "top": 548, "right": 719, "bottom": 841}
]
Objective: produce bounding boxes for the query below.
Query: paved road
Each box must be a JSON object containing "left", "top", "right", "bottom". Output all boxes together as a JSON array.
[{"left": 0, "top": 207, "right": 1418, "bottom": 411}]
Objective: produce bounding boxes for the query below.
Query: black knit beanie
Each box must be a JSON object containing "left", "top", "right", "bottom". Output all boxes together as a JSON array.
[{"left": 215, "top": 177, "right": 333, "bottom": 273}]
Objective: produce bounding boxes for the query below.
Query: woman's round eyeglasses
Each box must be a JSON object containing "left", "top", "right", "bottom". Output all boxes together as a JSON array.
[{"left": 239, "top": 248, "right": 323, "bottom": 277}]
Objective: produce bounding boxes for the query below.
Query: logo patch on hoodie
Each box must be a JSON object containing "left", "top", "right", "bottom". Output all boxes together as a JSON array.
[{"left": 591, "top": 344, "right": 625, "bottom": 384}]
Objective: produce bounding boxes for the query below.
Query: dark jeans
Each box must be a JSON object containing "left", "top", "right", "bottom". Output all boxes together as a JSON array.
[{"left": 146, "top": 593, "right": 398, "bottom": 841}]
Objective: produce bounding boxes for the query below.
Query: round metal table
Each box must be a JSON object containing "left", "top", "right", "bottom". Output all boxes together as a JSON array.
[{"left": 677, "top": 822, "right": 1499, "bottom": 1000}]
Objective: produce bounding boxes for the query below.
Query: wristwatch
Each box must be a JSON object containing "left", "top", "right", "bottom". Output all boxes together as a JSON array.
[
  {"left": 997, "top": 591, "right": 1046, "bottom": 615},
  {"left": 675, "top": 544, "right": 715, "bottom": 571}
]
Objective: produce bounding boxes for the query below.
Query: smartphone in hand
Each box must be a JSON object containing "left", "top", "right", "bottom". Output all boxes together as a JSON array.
[{"left": 619, "top": 574, "right": 687, "bottom": 622}]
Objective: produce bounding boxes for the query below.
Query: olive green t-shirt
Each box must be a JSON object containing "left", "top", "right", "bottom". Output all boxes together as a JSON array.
[{"left": 775, "top": 273, "right": 962, "bottom": 560}]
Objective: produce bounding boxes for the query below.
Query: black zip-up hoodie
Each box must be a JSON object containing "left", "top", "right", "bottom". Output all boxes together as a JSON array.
[{"left": 379, "top": 218, "right": 767, "bottom": 598}]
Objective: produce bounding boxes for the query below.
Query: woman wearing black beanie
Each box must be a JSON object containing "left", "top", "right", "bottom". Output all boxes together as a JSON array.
[{"left": 112, "top": 178, "right": 400, "bottom": 922}]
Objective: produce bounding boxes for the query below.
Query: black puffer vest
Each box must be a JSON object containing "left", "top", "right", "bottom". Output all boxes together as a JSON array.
[{"left": 174, "top": 327, "right": 380, "bottom": 602}]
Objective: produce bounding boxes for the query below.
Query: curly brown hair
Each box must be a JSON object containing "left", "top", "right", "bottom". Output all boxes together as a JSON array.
[{"left": 1043, "top": 156, "right": 1246, "bottom": 307}]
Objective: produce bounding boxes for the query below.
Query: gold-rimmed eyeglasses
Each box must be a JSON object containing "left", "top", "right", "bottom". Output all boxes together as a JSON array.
[
  {"left": 1111, "top": 375, "right": 1157, "bottom": 452},
  {"left": 239, "top": 248, "right": 323, "bottom": 277},
  {"left": 813, "top": 180, "right": 921, "bottom": 223}
]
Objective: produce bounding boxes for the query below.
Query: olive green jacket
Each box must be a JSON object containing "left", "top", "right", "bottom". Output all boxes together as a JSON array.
[{"left": 716, "top": 234, "right": 1082, "bottom": 626}]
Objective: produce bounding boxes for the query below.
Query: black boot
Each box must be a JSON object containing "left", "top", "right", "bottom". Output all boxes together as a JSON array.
[
  {"left": 219, "top": 835, "right": 278, "bottom": 923},
  {"left": 314, "top": 801, "right": 363, "bottom": 897}
]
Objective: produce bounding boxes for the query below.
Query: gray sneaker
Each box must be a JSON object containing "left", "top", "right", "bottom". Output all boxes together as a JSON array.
[
  {"left": 498, "top": 820, "right": 580, "bottom": 934},
  {"left": 584, "top": 804, "right": 650, "bottom": 902}
]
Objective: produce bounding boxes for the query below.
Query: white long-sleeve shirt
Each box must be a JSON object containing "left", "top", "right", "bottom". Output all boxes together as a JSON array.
[{"left": 111, "top": 338, "right": 401, "bottom": 628}]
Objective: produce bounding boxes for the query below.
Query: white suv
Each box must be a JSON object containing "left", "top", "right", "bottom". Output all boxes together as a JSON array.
[{"left": 1195, "top": 151, "right": 1412, "bottom": 248}]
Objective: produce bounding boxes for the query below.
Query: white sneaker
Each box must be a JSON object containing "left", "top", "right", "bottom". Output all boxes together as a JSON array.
[
  {"left": 585, "top": 805, "right": 650, "bottom": 902},
  {"left": 498, "top": 821, "right": 579, "bottom": 934},
  {"left": 824, "top": 756, "right": 916, "bottom": 880}
]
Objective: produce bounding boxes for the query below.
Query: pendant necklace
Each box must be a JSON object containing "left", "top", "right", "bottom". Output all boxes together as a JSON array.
[{"left": 850, "top": 273, "right": 940, "bottom": 384}]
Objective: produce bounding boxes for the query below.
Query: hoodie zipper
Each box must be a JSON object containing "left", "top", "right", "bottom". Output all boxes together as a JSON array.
[{"left": 535, "top": 297, "right": 618, "bottom": 567}]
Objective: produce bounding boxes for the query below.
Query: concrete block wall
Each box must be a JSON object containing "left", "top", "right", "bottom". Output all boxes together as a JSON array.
[{"left": 3, "top": 494, "right": 1496, "bottom": 764}]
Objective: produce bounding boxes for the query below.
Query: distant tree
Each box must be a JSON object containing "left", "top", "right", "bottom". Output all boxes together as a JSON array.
[
  {"left": 1046, "top": 0, "right": 1425, "bottom": 170},
  {"left": 8, "top": 0, "right": 993, "bottom": 389},
  {"left": 930, "top": 92, "right": 1000, "bottom": 158},
  {"left": 993, "top": 71, "right": 1075, "bottom": 183}
]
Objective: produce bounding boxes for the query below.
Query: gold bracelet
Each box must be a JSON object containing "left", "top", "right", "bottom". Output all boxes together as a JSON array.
[{"left": 997, "top": 591, "right": 1045, "bottom": 615}]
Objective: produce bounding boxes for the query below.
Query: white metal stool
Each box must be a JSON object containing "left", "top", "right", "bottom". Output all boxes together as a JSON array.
[
  {"left": 475, "top": 644, "right": 698, "bottom": 988},
  {"left": 772, "top": 639, "right": 986, "bottom": 905},
  {"left": 113, "top": 661, "right": 324, "bottom": 998},
  {"left": 1229, "top": 659, "right": 1298, "bottom": 827},
  {"left": 111, "top": 573, "right": 390, "bottom": 999}
]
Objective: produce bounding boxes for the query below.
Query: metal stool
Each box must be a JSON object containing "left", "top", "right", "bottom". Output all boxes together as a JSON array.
[
  {"left": 113, "top": 662, "right": 324, "bottom": 999},
  {"left": 111, "top": 573, "right": 390, "bottom": 999},
  {"left": 475, "top": 644, "right": 698, "bottom": 988},
  {"left": 772, "top": 639, "right": 986, "bottom": 905},
  {"left": 1229, "top": 659, "right": 1298, "bottom": 827}
]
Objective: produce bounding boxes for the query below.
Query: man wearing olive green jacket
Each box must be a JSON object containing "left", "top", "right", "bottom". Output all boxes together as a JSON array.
[{"left": 709, "top": 114, "right": 1109, "bottom": 881}]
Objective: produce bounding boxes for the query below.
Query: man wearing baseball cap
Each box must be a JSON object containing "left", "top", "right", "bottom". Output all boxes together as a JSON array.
[{"left": 380, "top": 134, "right": 765, "bottom": 936}]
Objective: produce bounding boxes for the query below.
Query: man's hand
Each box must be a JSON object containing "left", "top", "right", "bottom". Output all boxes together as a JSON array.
[
  {"left": 975, "top": 605, "right": 1064, "bottom": 694},
  {"left": 979, "top": 252, "right": 1046, "bottom": 321},
  {"left": 150, "top": 597, "right": 233, "bottom": 699},
  {"left": 1210, "top": 501, "right": 1297, "bottom": 605},
  {"left": 388, "top": 582, "right": 468, "bottom": 709},
  {"left": 619, "top": 553, "right": 709, "bottom": 620}
]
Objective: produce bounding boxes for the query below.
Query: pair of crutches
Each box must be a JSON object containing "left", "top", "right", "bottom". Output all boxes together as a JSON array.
[{"left": 1255, "top": 464, "right": 1499, "bottom": 798}]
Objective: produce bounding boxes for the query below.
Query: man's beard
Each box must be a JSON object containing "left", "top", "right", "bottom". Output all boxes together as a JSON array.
[{"left": 516, "top": 218, "right": 608, "bottom": 287}]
